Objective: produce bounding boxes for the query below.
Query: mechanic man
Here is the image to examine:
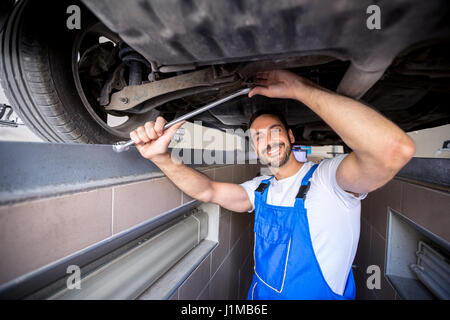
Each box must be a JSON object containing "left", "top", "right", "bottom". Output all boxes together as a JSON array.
[{"left": 129, "top": 70, "right": 415, "bottom": 300}]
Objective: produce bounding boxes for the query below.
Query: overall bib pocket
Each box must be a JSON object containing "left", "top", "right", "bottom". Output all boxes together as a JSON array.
[{"left": 254, "top": 220, "right": 291, "bottom": 293}]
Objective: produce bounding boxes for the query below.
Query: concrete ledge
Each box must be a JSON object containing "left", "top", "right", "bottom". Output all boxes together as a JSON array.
[{"left": 0, "top": 141, "right": 256, "bottom": 205}]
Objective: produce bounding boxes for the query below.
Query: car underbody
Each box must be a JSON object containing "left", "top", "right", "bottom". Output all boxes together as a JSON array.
[{"left": 1, "top": 0, "right": 449, "bottom": 145}]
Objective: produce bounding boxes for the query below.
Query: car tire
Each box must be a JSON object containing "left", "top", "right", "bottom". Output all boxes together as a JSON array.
[{"left": 0, "top": 0, "right": 123, "bottom": 143}]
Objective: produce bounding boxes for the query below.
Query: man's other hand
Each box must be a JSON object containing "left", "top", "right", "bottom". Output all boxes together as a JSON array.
[{"left": 248, "top": 69, "right": 315, "bottom": 100}]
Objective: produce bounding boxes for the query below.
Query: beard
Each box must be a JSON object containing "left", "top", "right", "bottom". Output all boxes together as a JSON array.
[{"left": 261, "top": 142, "right": 292, "bottom": 168}]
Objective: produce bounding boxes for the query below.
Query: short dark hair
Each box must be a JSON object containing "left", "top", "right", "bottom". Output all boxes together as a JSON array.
[{"left": 248, "top": 109, "right": 289, "bottom": 131}]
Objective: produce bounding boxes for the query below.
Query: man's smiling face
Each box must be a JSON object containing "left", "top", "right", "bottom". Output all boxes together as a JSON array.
[{"left": 249, "top": 114, "right": 295, "bottom": 168}]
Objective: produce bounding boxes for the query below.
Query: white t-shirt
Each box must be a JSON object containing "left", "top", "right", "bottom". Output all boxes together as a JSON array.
[{"left": 240, "top": 154, "right": 367, "bottom": 295}]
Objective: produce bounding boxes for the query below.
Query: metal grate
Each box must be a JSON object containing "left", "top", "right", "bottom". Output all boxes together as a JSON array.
[
  {"left": 48, "top": 209, "right": 208, "bottom": 300},
  {"left": 409, "top": 241, "right": 450, "bottom": 300}
]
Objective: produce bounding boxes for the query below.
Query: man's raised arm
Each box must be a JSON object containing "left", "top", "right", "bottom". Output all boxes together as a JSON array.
[{"left": 249, "top": 70, "right": 416, "bottom": 194}]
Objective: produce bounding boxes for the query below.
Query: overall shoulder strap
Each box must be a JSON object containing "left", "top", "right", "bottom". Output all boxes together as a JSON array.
[
  {"left": 253, "top": 177, "right": 273, "bottom": 213},
  {"left": 255, "top": 176, "right": 273, "bottom": 194},
  {"left": 296, "top": 164, "right": 318, "bottom": 200}
]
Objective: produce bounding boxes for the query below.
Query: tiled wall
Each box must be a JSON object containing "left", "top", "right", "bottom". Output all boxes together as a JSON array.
[
  {"left": 0, "top": 163, "right": 261, "bottom": 294},
  {"left": 4, "top": 160, "right": 448, "bottom": 301},
  {"left": 354, "top": 178, "right": 449, "bottom": 300},
  {"left": 169, "top": 164, "right": 259, "bottom": 300}
]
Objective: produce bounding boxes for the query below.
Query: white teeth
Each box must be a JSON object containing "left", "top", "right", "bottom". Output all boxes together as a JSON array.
[{"left": 268, "top": 146, "right": 280, "bottom": 156}]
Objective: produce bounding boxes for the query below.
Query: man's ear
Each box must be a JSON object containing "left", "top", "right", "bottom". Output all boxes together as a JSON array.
[{"left": 288, "top": 129, "right": 295, "bottom": 144}]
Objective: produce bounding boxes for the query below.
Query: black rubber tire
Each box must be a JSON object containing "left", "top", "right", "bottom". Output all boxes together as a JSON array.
[{"left": 0, "top": 0, "right": 120, "bottom": 143}]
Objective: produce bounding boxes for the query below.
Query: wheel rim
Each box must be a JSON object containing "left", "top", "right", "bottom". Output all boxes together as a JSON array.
[{"left": 71, "top": 22, "right": 153, "bottom": 139}]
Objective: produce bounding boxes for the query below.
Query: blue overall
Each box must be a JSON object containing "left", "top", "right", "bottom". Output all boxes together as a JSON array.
[{"left": 246, "top": 164, "right": 356, "bottom": 300}]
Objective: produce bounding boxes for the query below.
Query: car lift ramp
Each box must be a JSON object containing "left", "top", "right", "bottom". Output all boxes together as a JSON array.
[{"left": 0, "top": 141, "right": 249, "bottom": 299}]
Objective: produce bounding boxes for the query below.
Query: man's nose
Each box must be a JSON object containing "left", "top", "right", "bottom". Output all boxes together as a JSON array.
[
  {"left": 269, "top": 129, "right": 281, "bottom": 142},
  {"left": 268, "top": 134, "right": 279, "bottom": 146}
]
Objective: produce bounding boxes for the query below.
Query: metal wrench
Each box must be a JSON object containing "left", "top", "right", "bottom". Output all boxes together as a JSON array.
[{"left": 112, "top": 87, "right": 251, "bottom": 152}]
